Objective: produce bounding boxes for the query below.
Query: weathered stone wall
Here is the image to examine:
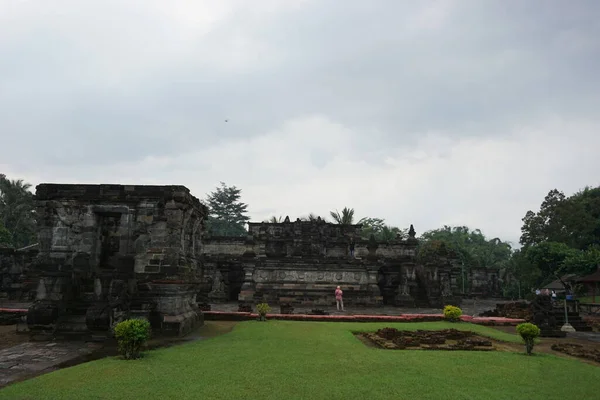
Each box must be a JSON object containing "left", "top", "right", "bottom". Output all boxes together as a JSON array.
[
  {"left": 242, "top": 259, "right": 382, "bottom": 306},
  {"left": 202, "top": 220, "right": 461, "bottom": 307},
  {"left": 202, "top": 237, "right": 246, "bottom": 256},
  {"left": 469, "top": 267, "right": 502, "bottom": 297},
  {"left": 28, "top": 184, "right": 208, "bottom": 337},
  {"left": 0, "top": 245, "right": 38, "bottom": 301}
]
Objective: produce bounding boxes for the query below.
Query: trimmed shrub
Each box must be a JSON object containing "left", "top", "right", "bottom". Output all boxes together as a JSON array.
[
  {"left": 256, "top": 303, "right": 271, "bottom": 321},
  {"left": 443, "top": 305, "right": 462, "bottom": 322},
  {"left": 113, "top": 318, "right": 151, "bottom": 360},
  {"left": 516, "top": 322, "right": 541, "bottom": 355}
]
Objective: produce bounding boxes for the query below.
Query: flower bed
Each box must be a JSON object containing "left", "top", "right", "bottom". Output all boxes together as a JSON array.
[
  {"left": 357, "top": 328, "right": 495, "bottom": 351},
  {"left": 551, "top": 343, "right": 600, "bottom": 363}
]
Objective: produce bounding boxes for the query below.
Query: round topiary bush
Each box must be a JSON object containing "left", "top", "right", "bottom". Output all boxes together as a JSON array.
[
  {"left": 113, "top": 318, "right": 151, "bottom": 360},
  {"left": 443, "top": 305, "right": 462, "bottom": 322},
  {"left": 516, "top": 322, "right": 541, "bottom": 355},
  {"left": 256, "top": 303, "right": 271, "bottom": 321}
]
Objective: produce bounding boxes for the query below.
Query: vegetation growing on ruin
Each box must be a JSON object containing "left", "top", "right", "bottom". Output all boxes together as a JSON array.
[{"left": 2, "top": 321, "right": 599, "bottom": 400}]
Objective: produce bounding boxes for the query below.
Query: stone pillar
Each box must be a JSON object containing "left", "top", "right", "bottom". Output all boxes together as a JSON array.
[
  {"left": 141, "top": 283, "right": 201, "bottom": 336},
  {"left": 238, "top": 262, "right": 256, "bottom": 302},
  {"left": 395, "top": 269, "right": 415, "bottom": 307},
  {"left": 365, "top": 265, "right": 383, "bottom": 306}
]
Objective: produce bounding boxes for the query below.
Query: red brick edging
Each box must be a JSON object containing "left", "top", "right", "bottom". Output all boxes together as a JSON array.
[
  {"left": 0, "top": 308, "right": 525, "bottom": 326},
  {"left": 202, "top": 311, "right": 524, "bottom": 326}
]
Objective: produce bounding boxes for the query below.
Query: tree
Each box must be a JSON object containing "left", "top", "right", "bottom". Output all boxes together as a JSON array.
[
  {"left": 523, "top": 241, "right": 577, "bottom": 280},
  {"left": 358, "top": 217, "right": 406, "bottom": 241},
  {"left": 264, "top": 216, "right": 284, "bottom": 223},
  {"left": 329, "top": 207, "right": 355, "bottom": 224},
  {"left": 0, "top": 174, "right": 36, "bottom": 248},
  {"left": 505, "top": 249, "right": 542, "bottom": 297},
  {"left": 417, "top": 225, "right": 512, "bottom": 270},
  {"left": 0, "top": 221, "right": 13, "bottom": 247},
  {"left": 300, "top": 213, "right": 322, "bottom": 222},
  {"left": 204, "top": 182, "right": 250, "bottom": 237},
  {"left": 519, "top": 185, "right": 600, "bottom": 285},
  {"left": 520, "top": 186, "right": 600, "bottom": 250}
]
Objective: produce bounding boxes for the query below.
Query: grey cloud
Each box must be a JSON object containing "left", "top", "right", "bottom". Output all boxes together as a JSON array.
[
  {"left": 1, "top": 0, "right": 599, "bottom": 246},
  {"left": 3, "top": 0, "right": 598, "bottom": 167}
]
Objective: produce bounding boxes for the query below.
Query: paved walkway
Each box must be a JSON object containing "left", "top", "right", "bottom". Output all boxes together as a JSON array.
[
  {"left": 210, "top": 298, "right": 509, "bottom": 316},
  {"left": 0, "top": 341, "right": 102, "bottom": 388}
]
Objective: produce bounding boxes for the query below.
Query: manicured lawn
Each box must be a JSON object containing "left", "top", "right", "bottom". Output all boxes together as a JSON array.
[
  {"left": 579, "top": 295, "right": 599, "bottom": 303},
  {"left": 1, "top": 321, "right": 599, "bottom": 400}
]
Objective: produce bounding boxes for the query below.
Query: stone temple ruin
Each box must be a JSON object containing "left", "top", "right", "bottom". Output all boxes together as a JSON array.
[
  {"left": 0, "top": 184, "right": 503, "bottom": 338},
  {"left": 27, "top": 184, "right": 207, "bottom": 338}
]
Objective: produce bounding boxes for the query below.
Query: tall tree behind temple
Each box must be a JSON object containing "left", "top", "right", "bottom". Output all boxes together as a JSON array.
[
  {"left": 205, "top": 182, "right": 250, "bottom": 237},
  {"left": 264, "top": 216, "right": 284, "bottom": 223},
  {"left": 519, "top": 186, "right": 600, "bottom": 283},
  {"left": 0, "top": 174, "right": 37, "bottom": 248},
  {"left": 0, "top": 221, "right": 13, "bottom": 247},
  {"left": 329, "top": 207, "right": 355, "bottom": 224},
  {"left": 328, "top": 208, "right": 406, "bottom": 241},
  {"left": 357, "top": 217, "right": 407, "bottom": 241},
  {"left": 417, "top": 225, "right": 512, "bottom": 270},
  {"left": 520, "top": 186, "right": 600, "bottom": 250}
]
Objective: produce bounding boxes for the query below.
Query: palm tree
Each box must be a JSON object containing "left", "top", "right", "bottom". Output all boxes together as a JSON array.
[
  {"left": 0, "top": 175, "right": 36, "bottom": 247},
  {"left": 329, "top": 207, "right": 355, "bottom": 225},
  {"left": 300, "top": 213, "right": 322, "bottom": 222},
  {"left": 264, "top": 216, "right": 284, "bottom": 223}
]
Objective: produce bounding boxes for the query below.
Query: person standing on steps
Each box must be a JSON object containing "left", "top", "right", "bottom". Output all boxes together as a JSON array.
[
  {"left": 335, "top": 286, "right": 344, "bottom": 311},
  {"left": 349, "top": 238, "right": 355, "bottom": 258}
]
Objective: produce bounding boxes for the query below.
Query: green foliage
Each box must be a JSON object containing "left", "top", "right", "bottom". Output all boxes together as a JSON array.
[
  {"left": 560, "top": 245, "right": 600, "bottom": 276},
  {"left": 516, "top": 322, "right": 541, "bottom": 355},
  {"left": 113, "top": 319, "right": 151, "bottom": 360},
  {"left": 301, "top": 213, "right": 321, "bottom": 222},
  {"left": 256, "top": 303, "right": 271, "bottom": 321},
  {"left": 443, "top": 305, "right": 462, "bottom": 322},
  {"left": 0, "top": 221, "right": 13, "bottom": 247},
  {"left": 205, "top": 182, "right": 250, "bottom": 237},
  {"left": 417, "top": 226, "right": 512, "bottom": 271},
  {"left": 520, "top": 186, "right": 600, "bottom": 251},
  {"left": 264, "top": 216, "right": 284, "bottom": 223},
  {"left": 358, "top": 217, "right": 406, "bottom": 241},
  {"left": 523, "top": 242, "right": 577, "bottom": 279},
  {"left": 0, "top": 174, "right": 37, "bottom": 248},
  {"left": 518, "top": 186, "right": 600, "bottom": 288},
  {"left": 330, "top": 207, "right": 355, "bottom": 224}
]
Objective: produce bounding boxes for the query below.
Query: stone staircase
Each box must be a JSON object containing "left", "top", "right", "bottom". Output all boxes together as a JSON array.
[{"left": 551, "top": 310, "right": 593, "bottom": 332}]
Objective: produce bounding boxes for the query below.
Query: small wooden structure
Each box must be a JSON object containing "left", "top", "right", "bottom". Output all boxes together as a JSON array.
[{"left": 578, "top": 265, "right": 600, "bottom": 304}]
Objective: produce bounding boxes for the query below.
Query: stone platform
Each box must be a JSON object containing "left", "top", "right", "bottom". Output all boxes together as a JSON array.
[{"left": 0, "top": 341, "right": 102, "bottom": 388}]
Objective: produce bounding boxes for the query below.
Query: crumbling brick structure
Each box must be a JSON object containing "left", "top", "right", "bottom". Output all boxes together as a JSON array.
[
  {"left": 201, "top": 218, "right": 467, "bottom": 308},
  {"left": 27, "top": 184, "right": 208, "bottom": 338}
]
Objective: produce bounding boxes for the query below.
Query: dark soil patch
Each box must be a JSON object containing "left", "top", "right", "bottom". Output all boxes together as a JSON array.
[
  {"left": 0, "top": 325, "right": 29, "bottom": 350},
  {"left": 356, "top": 328, "right": 495, "bottom": 351},
  {"left": 551, "top": 343, "right": 600, "bottom": 363},
  {"left": 490, "top": 325, "right": 600, "bottom": 366}
]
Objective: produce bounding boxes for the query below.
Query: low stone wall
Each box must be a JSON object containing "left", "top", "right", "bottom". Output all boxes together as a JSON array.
[{"left": 238, "top": 258, "right": 382, "bottom": 306}]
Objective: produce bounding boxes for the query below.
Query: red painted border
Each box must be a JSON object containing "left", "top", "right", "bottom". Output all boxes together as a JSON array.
[{"left": 202, "top": 311, "right": 524, "bottom": 325}]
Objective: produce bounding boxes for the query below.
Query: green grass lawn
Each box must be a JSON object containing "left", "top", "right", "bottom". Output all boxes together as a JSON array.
[
  {"left": 1, "top": 321, "right": 599, "bottom": 400},
  {"left": 579, "top": 295, "right": 600, "bottom": 303}
]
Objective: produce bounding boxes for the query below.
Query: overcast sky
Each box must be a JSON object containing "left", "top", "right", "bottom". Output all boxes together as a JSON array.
[{"left": 1, "top": 0, "right": 599, "bottom": 246}]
